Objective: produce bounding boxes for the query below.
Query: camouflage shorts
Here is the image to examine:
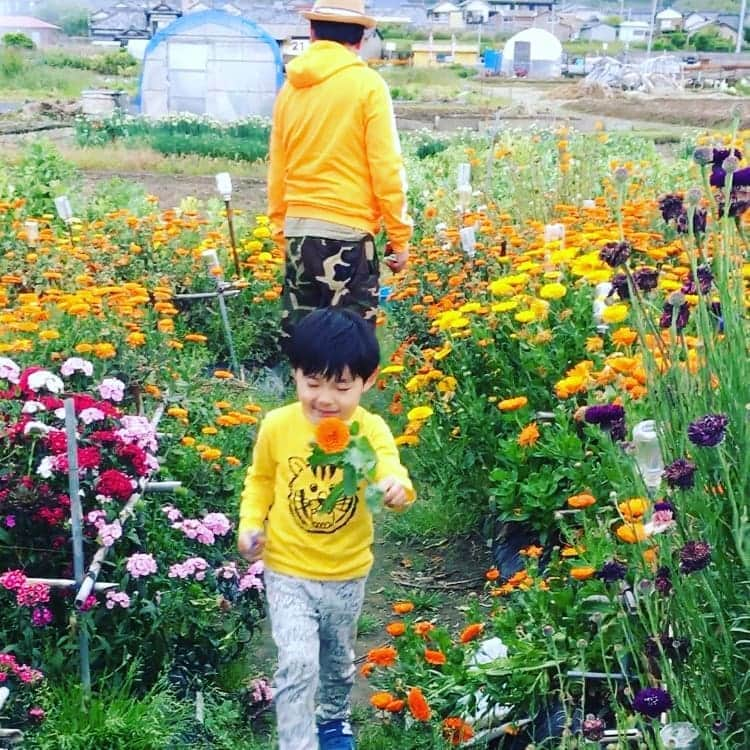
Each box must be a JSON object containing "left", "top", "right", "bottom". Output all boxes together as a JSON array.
[{"left": 281, "top": 235, "right": 379, "bottom": 340}]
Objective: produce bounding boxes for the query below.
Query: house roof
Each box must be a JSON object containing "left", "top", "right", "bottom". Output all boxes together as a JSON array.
[
  {"left": 620, "top": 20, "right": 649, "bottom": 27},
  {"left": 431, "top": 1, "right": 460, "bottom": 12},
  {"left": 0, "top": 15, "right": 61, "bottom": 29},
  {"left": 656, "top": 7, "right": 681, "bottom": 18},
  {"left": 412, "top": 41, "right": 478, "bottom": 51}
]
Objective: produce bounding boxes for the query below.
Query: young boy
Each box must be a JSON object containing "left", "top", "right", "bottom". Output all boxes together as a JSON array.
[{"left": 238, "top": 308, "right": 414, "bottom": 750}]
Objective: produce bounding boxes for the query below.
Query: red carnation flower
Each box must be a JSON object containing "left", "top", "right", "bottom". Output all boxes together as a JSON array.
[{"left": 96, "top": 469, "right": 134, "bottom": 501}]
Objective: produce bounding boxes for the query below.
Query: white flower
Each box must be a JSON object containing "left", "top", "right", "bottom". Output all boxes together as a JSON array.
[
  {"left": 0, "top": 357, "right": 20, "bottom": 384},
  {"left": 21, "top": 401, "right": 46, "bottom": 414},
  {"left": 27, "top": 370, "right": 64, "bottom": 394},
  {"left": 36, "top": 456, "right": 56, "bottom": 478},
  {"left": 23, "top": 421, "right": 51, "bottom": 436}
]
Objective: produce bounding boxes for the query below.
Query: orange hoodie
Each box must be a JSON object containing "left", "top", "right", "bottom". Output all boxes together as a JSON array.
[{"left": 268, "top": 41, "right": 412, "bottom": 252}]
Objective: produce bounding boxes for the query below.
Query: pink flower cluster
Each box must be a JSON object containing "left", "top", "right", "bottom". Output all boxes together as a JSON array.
[
  {"left": 126, "top": 553, "right": 157, "bottom": 579},
  {"left": 239, "top": 561, "right": 264, "bottom": 592},
  {"left": 250, "top": 677, "right": 273, "bottom": 704},
  {"left": 105, "top": 590, "right": 131, "bottom": 609},
  {"left": 0, "top": 653, "right": 44, "bottom": 685},
  {"left": 168, "top": 557, "right": 209, "bottom": 580},
  {"left": 171, "top": 512, "right": 232, "bottom": 545},
  {"left": 97, "top": 378, "right": 125, "bottom": 403},
  {"left": 0, "top": 571, "right": 51, "bottom": 608},
  {"left": 31, "top": 606, "right": 53, "bottom": 627}
]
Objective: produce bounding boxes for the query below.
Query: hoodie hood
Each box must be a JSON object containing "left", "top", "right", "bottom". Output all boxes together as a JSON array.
[{"left": 286, "top": 40, "right": 364, "bottom": 89}]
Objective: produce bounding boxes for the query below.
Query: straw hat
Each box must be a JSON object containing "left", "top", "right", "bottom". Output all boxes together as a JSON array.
[{"left": 301, "top": 0, "right": 376, "bottom": 28}]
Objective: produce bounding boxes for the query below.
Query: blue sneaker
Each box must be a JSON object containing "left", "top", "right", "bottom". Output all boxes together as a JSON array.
[{"left": 317, "top": 719, "right": 355, "bottom": 750}]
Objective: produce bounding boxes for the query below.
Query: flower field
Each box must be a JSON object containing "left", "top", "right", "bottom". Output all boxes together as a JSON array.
[{"left": 1, "top": 116, "right": 749, "bottom": 748}]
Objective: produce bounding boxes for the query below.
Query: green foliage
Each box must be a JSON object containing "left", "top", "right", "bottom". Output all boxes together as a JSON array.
[
  {"left": 3, "top": 32, "right": 34, "bottom": 49},
  {"left": 0, "top": 48, "right": 24, "bottom": 76},
  {"left": 43, "top": 48, "right": 138, "bottom": 76},
  {"left": 693, "top": 27, "right": 735, "bottom": 51},
  {"left": 415, "top": 138, "right": 449, "bottom": 160}
]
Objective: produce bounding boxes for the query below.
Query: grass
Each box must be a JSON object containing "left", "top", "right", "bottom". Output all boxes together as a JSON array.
[
  {"left": 3, "top": 142, "right": 268, "bottom": 179},
  {"left": 382, "top": 586, "right": 445, "bottom": 612},
  {"left": 357, "top": 613, "right": 381, "bottom": 637}
]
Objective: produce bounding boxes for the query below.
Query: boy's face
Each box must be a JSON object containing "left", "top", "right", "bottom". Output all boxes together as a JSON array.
[{"left": 294, "top": 367, "right": 376, "bottom": 424}]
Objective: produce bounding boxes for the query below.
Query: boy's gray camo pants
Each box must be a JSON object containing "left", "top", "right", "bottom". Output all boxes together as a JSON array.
[
  {"left": 265, "top": 569, "right": 366, "bottom": 750},
  {"left": 281, "top": 235, "right": 379, "bottom": 342}
]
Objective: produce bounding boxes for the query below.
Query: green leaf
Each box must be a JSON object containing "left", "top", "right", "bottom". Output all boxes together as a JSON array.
[
  {"left": 365, "top": 483, "right": 384, "bottom": 514},
  {"left": 317, "top": 483, "right": 345, "bottom": 514}
]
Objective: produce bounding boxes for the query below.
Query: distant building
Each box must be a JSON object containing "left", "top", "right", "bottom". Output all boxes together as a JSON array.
[
  {"left": 577, "top": 21, "right": 616, "bottom": 42},
  {"left": 90, "top": 2, "right": 181, "bottom": 42},
  {"left": 0, "top": 15, "right": 60, "bottom": 45},
  {"left": 427, "top": 1, "right": 464, "bottom": 27},
  {"left": 412, "top": 40, "right": 479, "bottom": 65},
  {"left": 618, "top": 20, "right": 649, "bottom": 43},
  {"left": 462, "top": 0, "right": 490, "bottom": 25},
  {"left": 655, "top": 7, "right": 682, "bottom": 33}
]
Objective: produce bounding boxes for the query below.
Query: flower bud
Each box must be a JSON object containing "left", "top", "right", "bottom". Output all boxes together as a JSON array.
[
  {"left": 685, "top": 187, "right": 702, "bottom": 206},
  {"left": 693, "top": 146, "right": 713, "bottom": 165}
]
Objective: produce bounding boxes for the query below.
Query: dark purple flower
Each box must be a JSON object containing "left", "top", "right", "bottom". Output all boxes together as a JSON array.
[
  {"left": 687, "top": 414, "right": 728, "bottom": 447},
  {"left": 609, "top": 272, "right": 630, "bottom": 300},
  {"left": 633, "top": 267, "right": 659, "bottom": 292},
  {"left": 654, "top": 500, "right": 675, "bottom": 515},
  {"left": 711, "top": 147, "right": 742, "bottom": 168},
  {"left": 658, "top": 193, "right": 684, "bottom": 223},
  {"left": 676, "top": 206, "right": 707, "bottom": 235},
  {"left": 679, "top": 540, "right": 711, "bottom": 574},
  {"left": 682, "top": 265, "right": 713, "bottom": 295},
  {"left": 584, "top": 404, "right": 625, "bottom": 426},
  {"left": 654, "top": 566, "right": 672, "bottom": 596},
  {"left": 645, "top": 633, "right": 691, "bottom": 676},
  {"left": 596, "top": 559, "right": 628, "bottom": 583},
  {"left": 599, "top": 240, "right": 632, "bottom": 268},
  {"left": 663, "top": 458, "right": 696, "bottom": 489},
  {"left": 712, "top": 719, "right": 727, "bottom": 734},
  {"left": 609, "top": 417, "right": 627, "bottom": 442},
  {"left": 632, "top": 687, "right": 673, "bottom": 718},
  {"left": 582, "top": 714, "right": 606, "bottom": 741}
]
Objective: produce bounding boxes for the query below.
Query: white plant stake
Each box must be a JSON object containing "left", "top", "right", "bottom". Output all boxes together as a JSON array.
[
  {"left": 24, "top": 220, "right": 39, "bottom": 246},
  {"left": 215, "top": 172, "right": 241, "bottom": 277},
  {"left": 632, "top": 419, "right": 664, "bottom": 497},
  {"left": 459, "top": 225, "right": 476, "bottom": 259},
  {"left": 215, "top": 172, "right": 233, "bottom": 201},
  {"left": 54, "top": 196, "right": 75, "bottom": 248}
]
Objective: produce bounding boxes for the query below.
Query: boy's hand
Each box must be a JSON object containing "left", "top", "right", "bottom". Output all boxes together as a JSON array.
[
  {"left": 238, "top": 529, "right": 265, "bottom": 562},
  {"left": 379, "top": 476, "right": 410, "bottom": 510},
  {"left": 385, "top": 245, "right": 409, "bottom": 273}
]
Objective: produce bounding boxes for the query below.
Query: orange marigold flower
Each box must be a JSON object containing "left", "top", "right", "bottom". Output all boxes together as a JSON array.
[
  {"left": 413, "top": 620, "right": 434, "bottom": 637},
  {"left": 392, "top": 601, "right": 414, "bottom": 615},
  {"left": 407, "top": 687, "right": 431, "bottom": 722},
  {"left": 459, "top": 623, "right": 484, "bottom": 643},
  {"left": 443, "top": 717, "right": 474, "bottom": 746},
  {"left": 315, "top": 417, "right": 350, "bottom": 454},
  {"left": 520, "top": 544, "right": 543, "bottom": 558},
  {"left": 385, "top": 699, "right": 405, "bottom": 713},
  {"left": 386, "top": 622, "right": 406, "bottom": 637},
  {"left": 618, "top": 497, "right": 649, "bottom": 522},
  {"left": 213, "top": 369, "right": 233, "bottom": 379},
  {"left": 570, "top": 566, "right": 596, "bottom": 581},
  {"left": 485, "top": 567, "right": 500, "bottom": 581},
  {"left": 359, "top": 662, "right": 374, "bottom": 678},
  {"left": 567, "top": 493, "right": 596, "bottom": 509},
  {"left": 497, "top": 396, "right": 528, "bottom": 412},
  {"left": 370, "top": 691, "right": 394, "bottom": 710},
  {"left": 424, "top": 649, "right": 446, "bottom": 666},
  {"left": 616, "top": 522, "right": 647, "bottom": 544},
  {"left": 518, "top": 422, "right": 540, "bottom": 447},
  {"left": 367, "top": 646, "right": 397, "bottom": 667}
]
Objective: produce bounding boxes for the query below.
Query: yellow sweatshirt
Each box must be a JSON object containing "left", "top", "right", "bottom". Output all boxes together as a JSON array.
[
  {"left": 268, "top": 41, "right": 413, "bottom": 253},
  {"left": 239, "top": 402, "right": 414, "bottom": 580}
]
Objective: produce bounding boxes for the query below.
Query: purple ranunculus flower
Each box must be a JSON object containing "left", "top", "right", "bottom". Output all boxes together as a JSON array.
[
  {"left": 687, "top": 414, "right": 728, "bottom": 447},
  {"left": 609, "top": 417, "right": 627, "bottom": 442},
  {"left": 609, "top": 272, "right": 630, "bottom": 300},
  {"left": 584, "top": 404, "right": 625, "bottom": 426},
  {"left": 676, "top": 206, "right": 707, "bottom": 234},
  {"left": 660, "top": 301, "right": 690, "bottom": 331},
  {"left": 658, "top": 193, "right": 684, "bottom": 223},
  {"left": 596, "top": 559, "right": 628, "bottom": 583},
  {"left": 581, "top": 714, "right": 606, "bottom": 741},
  {"left": 679, "top": 540, "right": 711, "bottom": 574},
  {"left": 633, "top": 267, "right": 659, "bottom": 292},
  {"left": 599, "top": 240, "right": 632, "bottom": 268},
  {"left": 663, "top": 458, "right": 696, "bottom": 489},
  {"left": 654, "top": 566, "right": 672, "bottom": 596},
  {"left": 632, "top": 687, "right": 673, "bottom": 718}
]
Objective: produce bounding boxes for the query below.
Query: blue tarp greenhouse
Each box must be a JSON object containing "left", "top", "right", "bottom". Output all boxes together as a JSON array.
[{"left": 138, "top": 10, "right": 283, "bottom": 121}]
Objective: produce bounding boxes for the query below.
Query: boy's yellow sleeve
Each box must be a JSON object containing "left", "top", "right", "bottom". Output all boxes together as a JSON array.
[
  {"left": 368, "top": 414, "right": 416, "bottom": 503},
  {"left": 267, "top": 88, "right": 288, "bottom": 248},
  {"left": 239, "top": 418, "right": 276, "bottom": 533}
]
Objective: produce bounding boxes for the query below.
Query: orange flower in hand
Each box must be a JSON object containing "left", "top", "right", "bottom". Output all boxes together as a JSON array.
[
  {"left": 407, "top": 687, "right": 431, "bottom": 721},
  {"left": 315, "top": 417, "right": 350, "bottom": 453}
]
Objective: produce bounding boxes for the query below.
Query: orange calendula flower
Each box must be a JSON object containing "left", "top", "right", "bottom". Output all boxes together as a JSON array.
[
  {"left": 443, "top": 717, "right": 474, "bottom": 746},
  {"left": 213, "top": 369, "right": 233, "bottom": 379},
  {"left": 518, "top": 422, "right": 540, "bottom": 447},
  {"left": 567, "top": 493, "right": 596, "bottom": 509},
  {"left": 413, "top": 620, "right": 434, "bottom": 637},
  {"left": 385, "top": 699, "right": 405, "bottom": 713},
  {"left": 459, "top": 623, "right": 484, "bottom": 643},
  {"left": 618, "top": 497, "right": 649, "bottom": 521},
  {"left": 359, "top": 662, "right": 374, "bottom": 678},
  {"left": 497, "top": 396, "right": 528, "bottom": 412},
  {"left": 520, "top": 544, "right": 543, "bottom": 558},
  {"left": 485, "top": 567, "right": 500, "bottom": 581},
  {"left": 570, "top": 566, "right": 596, "bottom": 581},
  {"left": 424, "top": 649, "right": 447, "bottom": 666},
  {"left": 616, "top": 522, "right": 648, "bottom": 544},
  {"left": 407, "top": 687, "right": 431, "bottom": 722},
  {"left": 386, "top": 622, "right": 406, "bottom": 637},
  {"left": 367, "top": 646, "right": 397, "bottom": 667},
  {"left": 315, "top": 417, "right": 350, "bottom": 454},
  {"left": 370, "top": 692, "right": 394, "bottom": 710},
  {"left": 392, "top": 601, "right": 414, "bottom": 615}
]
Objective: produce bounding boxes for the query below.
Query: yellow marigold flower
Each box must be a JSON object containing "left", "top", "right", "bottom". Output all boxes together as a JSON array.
[
  {"left": 181, "top": 436, "right": 196, "bottom": 447},
  {"left": 200, "top": 448, "right": 223, "bottom": 461},
  {"left": 539, "top": 282, "right": 567, "bottom": 300},
  {"left": 601, "top": 303, "right": 629, "bottom": 324},
  {"left": 184, "top": 333, "right": 208, "bottom": 344},
  {"left": 437, "top": 376, "right": 457, "bottom": 393},
  {"left": 405, "top": 375, "right": 427, "bottom": 392},
  {"left": 611, "top": 327, "right": 638, "bottom": 347},
  {"left": 554, "top": 375, "right": 587, "bottom": 398},
  {"left": 618, "top": 497, "right": 649, "bottom": 522},
  {"left": 492, "top": 300, "right": 519, "bottom": 313},
  {"left": 167, "top": 340, "right": 183, "bottom": 350},
  {"left": 433, "top": 343, "right": 452, "bottom": 361},
  {"left": 167, "top": 407, "right": 188, "bottom": 419},
  {"left": 244, "top": 403, "right": 262, "bottom": 413},
  {"left": 381, "top": 365, "right": 405, "bottom": 375},
  {"left": 213, "top": 370, "right": 233, "bottom": 379},
  {"left": 586, "top": 336, "right": 603, "bottom": 353},
  {"left": 144, "top": 384, "right": 161, "bottom": 397},
  {"left": 93, "top": 343, "right": 116, "bottom": 359},
  {"left": 225, "top": 456, "right": 242, "bottom": 466},
  {"left": 515, "top": 309, "right": 536, "bottom": 324},
  {"left": 570, "top": 566, "right": 595, "bottom": 581},
  {"left": 253, "top": 225, "right": 271, "bottom": 239},
  {"left": 616, "top": 522, "right": 647, "bottom": 544},
  {"left": 216, "top": 414, "right": 240, "bottom": 427},
  {"left": 39, "top": 329, "right": 60, "bottom": 341},
  {"left": 497, "top": 396, "right": 528, "bottom": 412},
  {"left": 201, "top": 426, "right": 218, "bottom": 435},
  {"left": 407, "top": 406, "right": 434, "bottom": 421},
  {"left": 394, "top": 434, "right": 419, "bottom": 447},
  {"left": 75, "top": 343, "right": 93, "bottom": 354},
  {"left": 157, "top": 318, "right": 174, "bottom": 334},
  {"left": 214, "top": 401, "right": 231, "bottom": 410},
  {"left": 126, "top": 332, "right": 146, "bottom": 347}
]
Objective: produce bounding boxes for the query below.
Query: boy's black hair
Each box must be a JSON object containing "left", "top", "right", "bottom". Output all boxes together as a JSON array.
[
  {"left": 286, "top": 308, "right": 380, "bottom": 381},
  {"left": 311, "top": 20, "right": 365, "bottom": 46}
]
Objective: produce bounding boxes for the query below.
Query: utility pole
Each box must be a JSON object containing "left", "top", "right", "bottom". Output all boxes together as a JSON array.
[
  {"left": 646, "top": 0, "right": 658, "bottom": 56},
  {"left": 736, "top": 0, "right": 747, "bottom": 54}
]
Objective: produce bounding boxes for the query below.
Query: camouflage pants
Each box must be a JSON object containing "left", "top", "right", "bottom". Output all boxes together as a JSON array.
[{"left": 281, "top": 235, "right": 379, "bottom": 341}]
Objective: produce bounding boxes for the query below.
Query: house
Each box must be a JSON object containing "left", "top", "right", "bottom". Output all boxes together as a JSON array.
[
  {"left": 462, "top": 0, "right": 490, "bottom": 25},
  {"left": 683, "top": 11, "right": 710, "bottom": 34},
  {"left": 655, "top": 7, "right": 682, "bottom": 33},
  {"left": 412, "top": 40, "right": 479, "bottom": 65},
  {"left": 90, "top": 2, "right": 148, "bottom": 41},
  {"left": 685, "top": 12, "right": 741, "bottom": 43},
  {"left": 487, "top": 0, "right": 557, "bottom": 14},
  {"left": 0, "top": 14, "right": 61, "bottom": 45},
  {"left": 533, "top": 9, "right": 577, "bottom": 40},
  {"left": 427, "top": 1, "right": 464, "bottom": 27},
  {"left": 146, "top": 2, "right": 181, "bottom": 33},
  {"left": 618, "top": 20, "right": 649, "bottom": 43},
  {"left": 577, "top": 21, "right": 616, "bottom": 42}
]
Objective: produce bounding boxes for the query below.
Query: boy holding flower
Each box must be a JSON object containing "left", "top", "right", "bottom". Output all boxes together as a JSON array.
[{"left": 237, "top": 308, "right": 414, "bottom": 750}]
